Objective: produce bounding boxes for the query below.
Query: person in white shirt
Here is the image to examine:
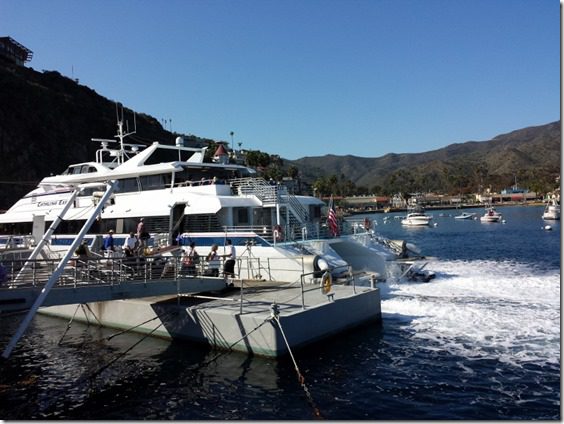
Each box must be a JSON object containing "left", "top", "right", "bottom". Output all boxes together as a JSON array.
[
  {"left": 123, "top": 232, "right": 138, "bottom": 257},
  {"left": 222, "top": 239, "right": 236, "bottom": 278}
]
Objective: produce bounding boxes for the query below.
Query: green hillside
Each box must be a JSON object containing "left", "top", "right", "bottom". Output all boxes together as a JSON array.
[{"left": 290, "top": 121, "right": 560, "bottom": 195}]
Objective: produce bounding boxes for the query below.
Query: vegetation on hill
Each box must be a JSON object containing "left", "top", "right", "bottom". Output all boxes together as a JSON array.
[{"left": 290, "top": 121, "right": 560, "bottom": 197}]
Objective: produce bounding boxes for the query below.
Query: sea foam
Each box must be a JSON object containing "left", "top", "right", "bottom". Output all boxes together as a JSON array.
[{"left": 381, "top": 259, "right": 560, "bottom": 367}]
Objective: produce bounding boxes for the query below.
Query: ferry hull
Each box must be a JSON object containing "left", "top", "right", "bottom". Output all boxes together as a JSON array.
[{"left": 39, "top": 284, "right": 381, "bottom": 357}]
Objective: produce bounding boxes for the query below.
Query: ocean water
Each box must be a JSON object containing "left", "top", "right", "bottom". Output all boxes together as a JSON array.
[{"left": 0, "top": 205, "right": 560, "bottom": 419}]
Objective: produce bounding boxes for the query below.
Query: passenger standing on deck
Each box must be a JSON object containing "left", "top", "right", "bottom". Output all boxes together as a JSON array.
[
  {"left": 182, "top": 242, "right": 199, "bottom": 275},
  {"left": 75, "top": 240, "right": 90, "bottom": 265},
  {"left": 103, "top": 229, "right": 115, "bottom": 252},
  {"left": 137, "top": 218, "right": 148, "bottom": 247},
  {"left": 222, "top": 239, "right": 236, "bottom": 278},
  {"left": 206, "top": 244, "right": 220, "bottom": 277}
]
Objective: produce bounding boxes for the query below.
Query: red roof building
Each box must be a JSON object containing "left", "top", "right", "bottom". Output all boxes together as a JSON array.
[{"left": 213, "top": 144, "right": 229, "bottom": 164}]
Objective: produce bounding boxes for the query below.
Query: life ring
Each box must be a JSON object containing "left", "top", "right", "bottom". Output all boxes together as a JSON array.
[
  {"left": 320, "top": 271, "right": 332, "bottom": 294},
  {"left": 273, "top": 224, "right": 283, "bottom": 241}
]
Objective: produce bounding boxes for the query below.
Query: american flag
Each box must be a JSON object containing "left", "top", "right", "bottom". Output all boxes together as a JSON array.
[{"left": 327, "top": 195, "right": 339, "bottom": 237}]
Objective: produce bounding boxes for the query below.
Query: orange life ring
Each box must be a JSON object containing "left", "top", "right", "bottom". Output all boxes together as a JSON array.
[{"left": 320, "top": 271, "right": 332, "bottom": 294}]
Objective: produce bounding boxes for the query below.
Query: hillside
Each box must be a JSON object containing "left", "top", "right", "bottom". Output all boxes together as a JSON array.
[
  {"left": 290, "top": 121, "right": 561, "bottom": 194},
  {"left": 0, "top": 58, "right": 215, "bottom": 209}
]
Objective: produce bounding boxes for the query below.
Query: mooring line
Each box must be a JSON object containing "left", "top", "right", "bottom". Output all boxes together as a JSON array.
[
  {"left": 82, "top": 303, "right": 104, "bottom": 327},
  {"left": 271, "top": 308, "right": 323, "bottom": 419},
  {"left": 199, "top": 315, "right": 274, "bottom": 368},
  {"left": 39, "top": 310, "right": 175, "bottom": 416},
  {"left": 87, "top": 316, "right": 168, "bottom": 381},
  {"left": 58, "top": 304, "right": 81, "bottom": 345},
  {"left": 105, "top": 311, "right": 173, "bottom": 341}
]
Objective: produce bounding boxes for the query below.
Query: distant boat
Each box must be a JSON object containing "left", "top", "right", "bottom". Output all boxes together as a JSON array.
[
  {"left": 454, "top": 212, "right": 476, "bottom": 220},
  {"left": 401, "top": 206, "right": 432, "bottom": 227},
  {"left": 480, "top": 206, "right": 502, "bottom": 223},
  {"left": 542, "top": 199, "right": 560, "bottom": 220}
]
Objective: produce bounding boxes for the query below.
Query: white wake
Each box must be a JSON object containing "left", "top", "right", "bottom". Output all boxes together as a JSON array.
[{"left": 381, "top": 259, "right": 560, "bottom": 367}]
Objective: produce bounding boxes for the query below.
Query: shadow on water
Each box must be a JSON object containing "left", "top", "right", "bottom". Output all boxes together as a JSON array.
[
  {"left": 0, "top": 308, "right": 387, "bottom": 420},
  {"left": 0, "top": 304, "right": 560, "bottom": 420}
]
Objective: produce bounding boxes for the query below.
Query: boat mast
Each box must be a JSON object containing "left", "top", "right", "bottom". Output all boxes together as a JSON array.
[{"left": 115, "top": 103, "right": 137, "bottom": 165}]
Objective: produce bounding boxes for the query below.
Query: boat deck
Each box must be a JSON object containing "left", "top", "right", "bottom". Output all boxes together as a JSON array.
[{"left": 40, "top": 279, "right": 382, "bottom": 357}]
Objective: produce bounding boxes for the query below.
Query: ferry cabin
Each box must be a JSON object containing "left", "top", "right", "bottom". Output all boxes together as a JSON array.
[{"left": 0, "top": 140, "right": 324, "bottom": 248}]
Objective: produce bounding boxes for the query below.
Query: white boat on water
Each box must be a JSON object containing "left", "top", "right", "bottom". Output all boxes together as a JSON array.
[
  {"left": 0, "top": 117, "right": 410, "bottom": 280},
  {"left": 479, "top": 206, "right": 502, "bottom": 223},
  {"left": 0, "top": 113, "right": 421, "bottom": 357},
  {"left": 542, "top": 198, "right": 560, "bottom": 220},
  {"left": 401, "top": 206, "right": 432, "bottom": 226},
  {"left": 454, "top": 212, "right": 476, "bottom": 220}
]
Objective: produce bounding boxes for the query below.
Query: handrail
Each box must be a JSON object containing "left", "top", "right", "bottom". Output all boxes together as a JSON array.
[{"left": 229, "top": 177, "right": 309, "bottom": 227}]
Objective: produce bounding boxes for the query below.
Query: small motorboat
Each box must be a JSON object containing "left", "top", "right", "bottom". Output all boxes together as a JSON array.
[
  {"left": 454, "top": 212, "right": 476, "bottom": 220},
  {"left": 480, "top": 206, "right": 502, "bottom": 223},
  {"left": 542, "top": 198, "right": 560, "bottom": 220},
  {"left": 401, "top": 206, "right": 432, "bottom": 227}
]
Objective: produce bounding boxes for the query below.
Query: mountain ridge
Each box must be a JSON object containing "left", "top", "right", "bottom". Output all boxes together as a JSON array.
[{"left": 288, "top": 120, "right": 560, "bottom": 194}]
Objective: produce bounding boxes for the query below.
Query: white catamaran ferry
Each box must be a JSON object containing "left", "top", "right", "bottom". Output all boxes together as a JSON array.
[
  {"left": 0, "top": 115, "right": 416, "bottom": 285},
  {"left": 0, "top": 112, "right": 430, "bottom": 358}
]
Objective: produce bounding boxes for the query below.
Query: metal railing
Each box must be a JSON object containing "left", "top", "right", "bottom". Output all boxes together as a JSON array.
[{"left": 0, "top": 253, "right": 372, "bottom": 317}]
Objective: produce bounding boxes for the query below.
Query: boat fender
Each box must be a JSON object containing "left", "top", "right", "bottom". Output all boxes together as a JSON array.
[
  {"left": 313, "top": 255, "right": 329, "bottom": 278},
  {"left": 320, "top": 271, "right": 332, "bottom": 294}
]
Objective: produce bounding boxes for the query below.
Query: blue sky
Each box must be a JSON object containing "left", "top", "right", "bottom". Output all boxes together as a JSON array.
[{"left": 1, "top": 0, "right": 559, "bottom": 160}]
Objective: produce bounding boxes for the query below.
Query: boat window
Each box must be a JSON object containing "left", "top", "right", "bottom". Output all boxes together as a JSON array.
[
  {"left": 140, "top": 175, "right": 165, "bottom": 191},
  {"left": 234, "top": 207, "right": 250, "bottom": 225},
  {"left": 116, "top": 178, "right": 139, "bottom": 193},
  {"left": 310, "top": 205, "right": 321, "bottom": 219},
  {"left": 72, "top": 166, "right": 82, "bottom": 175},
  {"left": 80, "top": 187, "right": 96, "bottom": 196}
]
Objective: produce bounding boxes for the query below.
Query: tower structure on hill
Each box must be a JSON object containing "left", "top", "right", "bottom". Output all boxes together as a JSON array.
[{"left": 0, "top": 37, "right": 33, "bottom": 66}]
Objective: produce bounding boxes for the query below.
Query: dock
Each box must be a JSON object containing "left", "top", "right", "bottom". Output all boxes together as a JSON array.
[
  {"left": 40, "top": 280, "right": 381, "bottom": 357},
  {"left": 1, "top": 254, "right": 382, "bottom": 358}
]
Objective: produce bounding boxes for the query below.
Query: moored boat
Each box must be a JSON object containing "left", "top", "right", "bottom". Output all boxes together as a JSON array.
[
  {"left": 479, "top": 206, "right": 502, "bottom": 223},
  {"left": 454, "top": 212, "right": 476, "bottom": 220},
  {"left": 401, "top": 206, "right": 432, "bottom": 227},
  {"left": 542, "top": 198, "right": 560, "bottom": 220},
  {"left": 0, "top": 112, "right": 421, "bottom": 357}
]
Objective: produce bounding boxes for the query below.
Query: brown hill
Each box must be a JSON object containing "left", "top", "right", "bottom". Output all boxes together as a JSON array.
[{"left": 290, "top": 121, "right": 561, "bottom": 194}]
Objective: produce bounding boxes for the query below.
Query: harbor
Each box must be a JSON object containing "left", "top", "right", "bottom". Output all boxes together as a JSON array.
[
  {"left": 0, "top": 205, "right": 558, "bottom": 420},
  {"left": 0, "top": 247, "right": 384, "bottom": 358},
  {"left": 0, "top": 0, "right": 560, "bottom": 418}
]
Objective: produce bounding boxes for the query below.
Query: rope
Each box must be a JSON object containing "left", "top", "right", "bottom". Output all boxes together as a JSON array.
[
  {"left": 38, "top": 310, "right": 175, "bottom": 415},
  {"left": 272, "top": 311, "right": 323, "bottom": 419},
  {"left": 198, "top": 315, "right": 274, "bottom": 367},
  {"left": 82, "top": 303, "right": 104, "bottom": 327},
  {"left": 105, "top": 312, "right": 173, "bottom": 341},
  {"left": 87, "top": 315, "right": 168, "bottom": 381},
  {"left": 58, "top": 304, "right": 81, "bottom": 345}
]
